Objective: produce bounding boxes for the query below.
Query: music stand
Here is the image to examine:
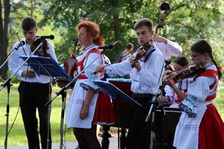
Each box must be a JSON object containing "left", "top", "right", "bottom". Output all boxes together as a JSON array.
[
  {"left": 20, "top": 56, "right": 70, "bottom": 149},
  {"left": 20, "top": 56, "right": 70, "bottom": 78},
  {"left": 93, "top": 80, "right": 142, "bottom": 107}
]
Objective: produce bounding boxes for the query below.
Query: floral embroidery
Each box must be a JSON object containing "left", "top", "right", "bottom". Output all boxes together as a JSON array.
[{"left": 179, "top": 94, "right": 198, "bottom": 118}]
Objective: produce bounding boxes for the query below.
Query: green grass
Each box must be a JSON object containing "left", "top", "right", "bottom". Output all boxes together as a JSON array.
[
  {"left": 0, "top": 83, "right": 224, "bottom": 147},
  {"left": 0, "top": 84, "right": 75, "bottom": 146}
]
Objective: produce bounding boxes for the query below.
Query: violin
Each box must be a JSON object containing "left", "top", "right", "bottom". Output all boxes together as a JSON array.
[
  {"left": 171, "top": 61, "right": 206, "bottom": 82},
  {"left": 131, "top": 41, "right": 153, "bottom": 67},
  {"left": 30, "top": 37, "right": 51, "bottom": 57}
]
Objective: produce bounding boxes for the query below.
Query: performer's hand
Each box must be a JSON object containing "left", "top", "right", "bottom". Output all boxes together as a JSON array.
[
  {"left": 152, "top": 34, "right": 168, "bottom": 44},
  {"left": 70, "top": 52, "right": 76, "bottom": 58},
  {"left": 22, "top": 70, "right": 35, "bottom": 78},
  {"left": 95, "top": 64, "right": 106, "bottom": 73},
  {"left": 129, "top": 56, "right": 141, "bottom": 72},
  {"left": 163, "top": 70, "right": 176, "bottom": 88},
  {"left": 80, "top": 100, "right": 89, "bottom": 119}
]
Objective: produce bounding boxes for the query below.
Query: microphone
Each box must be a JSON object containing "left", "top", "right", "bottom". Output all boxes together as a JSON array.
[
  {"left": 14, "top": 41, "right": 25, "bottom": 50},
  {"left": 98, "top": 44, "right": 113, "bottom": 49},
  {"left": 39, "top": 35, "right": 55, "bottom": 40}
]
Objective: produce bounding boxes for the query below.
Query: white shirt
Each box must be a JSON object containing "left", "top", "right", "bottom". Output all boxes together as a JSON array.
[
  {"left": 156, "top": 40, "right": 182, "bottom": 60},
  {"left": 8, "top": 38, "right": 58, "bottom": 83},
  {"left": 106, "top": 43, "right": 164, "bottom": 94}
]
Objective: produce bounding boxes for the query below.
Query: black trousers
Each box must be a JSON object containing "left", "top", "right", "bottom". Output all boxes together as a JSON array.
[
  {"left": 18, "top": 81, "right": 52, "bottom": 149},
  {"left": 126, "top": 96, "right": 152, "bottom": 149}
]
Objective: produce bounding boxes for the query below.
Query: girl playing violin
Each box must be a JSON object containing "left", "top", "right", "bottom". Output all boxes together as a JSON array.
[
  {"left": 164, "top": 39, "right": 224, "bottom": 149},
  {"left": 159, "top": 56, "right": 189, "bottom": 108}
]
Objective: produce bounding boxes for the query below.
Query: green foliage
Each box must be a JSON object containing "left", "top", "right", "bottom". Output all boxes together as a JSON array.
[
  {"left": 5, "top": 0, "right": 224, "bottom": 77},
  {"left": 37, "top": 0, "right": 224, "bottom": 67}
]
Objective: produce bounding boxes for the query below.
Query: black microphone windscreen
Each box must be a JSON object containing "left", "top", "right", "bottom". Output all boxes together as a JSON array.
[{"left": 49, "top": 35, "right": 55, "bottom": 39}]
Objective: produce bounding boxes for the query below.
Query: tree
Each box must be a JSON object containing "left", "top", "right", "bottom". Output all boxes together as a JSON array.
[
  {"left": 0, "top": 0, "right": 10, "bottom": 79},
  {"left": 38, "top": 0, "right": 224, "bottom": 82},
  {"left": 1, "top": 0, "right": 224, "bottom": 81},
  {"left": 0, "top": 0, "right": 57, "bottom": 81},
  {"left": 39, "top": 0, "right": 223, "bottom": 62}
]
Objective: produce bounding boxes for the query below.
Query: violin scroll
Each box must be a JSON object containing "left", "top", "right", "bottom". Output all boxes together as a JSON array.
[{"left": 131, "top": 41, "right": 153, "bottom": 67}]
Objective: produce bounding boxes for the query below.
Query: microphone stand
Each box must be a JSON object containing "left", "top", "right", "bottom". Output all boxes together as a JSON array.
[
  {"left": 0, "top": 46, "right": 22, "bottom": 149},
  {"left": 145, "top": 60, "right": 165, "bottom": 149},
  {"left": 0, "top": 40, "right": 44, "bottom": 149},
  {"left": 0, "top": 48, "right": 18, "bottom": 70},
  {"left": 45, "top": 48, "right": 107, "bottom": 149}
]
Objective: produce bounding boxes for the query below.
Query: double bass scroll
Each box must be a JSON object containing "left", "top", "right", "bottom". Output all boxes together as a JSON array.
[{"left": 155, "top": 2, "right": 171, "bottom": 34}]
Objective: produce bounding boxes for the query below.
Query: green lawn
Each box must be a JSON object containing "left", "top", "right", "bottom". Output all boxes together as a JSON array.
[
  {"left": 0, "top": 83, "right": 223, "bottom": 147},
  {"left": 0, "top": 84, "right": 75, "bottom": 147}
]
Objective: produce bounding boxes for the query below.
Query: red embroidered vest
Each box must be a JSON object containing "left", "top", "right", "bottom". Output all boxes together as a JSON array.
[{"left": 77, "top": 49, "right": 104, "bottom": 79}]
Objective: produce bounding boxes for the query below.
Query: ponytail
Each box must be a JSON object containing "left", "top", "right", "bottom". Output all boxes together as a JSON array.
[
  {"left": 94, "top": 36, "right": 104, "bottom": 46},
  {"left": 211, "top": 56, "right": 222, "bottom": 80}
]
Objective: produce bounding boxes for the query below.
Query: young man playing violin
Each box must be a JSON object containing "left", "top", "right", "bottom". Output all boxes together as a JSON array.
[
  {"left": 8, "top": 17, "right": 57, "bottom": 149},
  {"left": 95, "top": 18, "right": 166, "bottom": 149}
]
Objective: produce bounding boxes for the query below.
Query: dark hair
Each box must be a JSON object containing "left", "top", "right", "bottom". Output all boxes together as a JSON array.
[
  {"left": 174, "top": 56, "right": 189, "bottom": 67},
  {"left": 134, "top": 18, "right": 153, "bottom": 31},
  {"left": 166, "top": 65, "right": 174, "bottom": 71},
  {"left": 21, "top": 17, "right": 37, "bottom": 31},
  {"left": 190, "top": 39, "right": 222, "bottom": 80},
  {"left": 125, "top": 43, "right": 134, "bottom": 50},
  {"left": 76, "top": 20, "right": 104, "bottom": 46}
]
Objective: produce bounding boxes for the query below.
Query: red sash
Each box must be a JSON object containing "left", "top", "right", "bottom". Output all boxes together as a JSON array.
[{"left": 190, "top": 69, "right": 218, "bottom": 101}]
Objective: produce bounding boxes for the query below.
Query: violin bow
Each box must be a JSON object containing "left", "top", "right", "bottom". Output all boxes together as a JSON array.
[{"left": 97, "top": 5, "right": 111, "bottom": 25}]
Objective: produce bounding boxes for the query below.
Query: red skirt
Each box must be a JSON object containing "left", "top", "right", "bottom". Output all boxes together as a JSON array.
[
  {"left": 199, "top": 103, "right": 224, "bottom": 149},
  {"left": 92, "top": 91, "right": 116, "bottom": 125}
]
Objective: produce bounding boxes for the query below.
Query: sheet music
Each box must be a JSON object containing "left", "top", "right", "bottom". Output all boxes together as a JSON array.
[
  {"left": 93, "top": 80, "right": 142, "bottom": 107},
  {"left": 20, "top": 56, "right": 70, "bottom": 78}
]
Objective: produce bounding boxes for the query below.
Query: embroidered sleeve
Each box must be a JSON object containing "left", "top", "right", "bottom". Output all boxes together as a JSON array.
[{"left": 178, "top": 94, "right": 198, "bottom": 118}]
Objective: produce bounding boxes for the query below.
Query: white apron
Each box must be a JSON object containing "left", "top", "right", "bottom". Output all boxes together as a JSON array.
[{"left": 65, "top": 79, "right": 99, "bottom": 129}]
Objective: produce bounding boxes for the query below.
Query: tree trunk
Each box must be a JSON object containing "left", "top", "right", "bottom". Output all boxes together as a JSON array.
[
  {"left": 0, "top": 1, "right": 3, "bottom": 78},
  {"left": 0, "top": 0, "right": 11, "bottom": 79},
  {"left": 112, "top": 0, "right": 120, "bottom": 54}
]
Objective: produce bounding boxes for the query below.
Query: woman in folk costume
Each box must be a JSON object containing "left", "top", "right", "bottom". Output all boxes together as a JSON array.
[
  {"left": 65, "top": 20, "right": 116, "bottom": 149},
  {"left": 164, "top": 39, "right": 224, "bottom": 149}
]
